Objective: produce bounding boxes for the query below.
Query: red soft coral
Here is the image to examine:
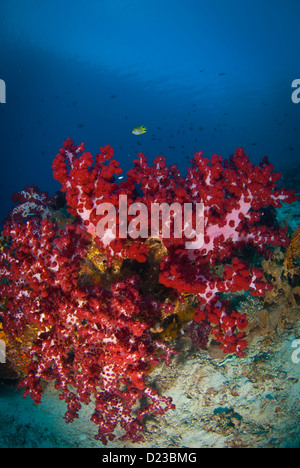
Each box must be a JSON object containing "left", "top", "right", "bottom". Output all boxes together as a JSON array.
[
  {"left": 0, "top": 218, "right": 176, "bottom": 444},
  {"left": 1, "top": 140, "right": 297, "bottom": 444}
]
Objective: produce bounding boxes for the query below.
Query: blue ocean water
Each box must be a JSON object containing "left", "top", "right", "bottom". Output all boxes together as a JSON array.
[
  {"left": 0, "top": 0, "right": 300, "bottom": 224},
  {"left": 0, "top": 0, "right": 300, "bottom": 449}
]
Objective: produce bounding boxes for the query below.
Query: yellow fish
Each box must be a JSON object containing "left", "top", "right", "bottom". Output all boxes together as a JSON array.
[{"left": 132, "top": 125, "right": 147, "bottom": 135}]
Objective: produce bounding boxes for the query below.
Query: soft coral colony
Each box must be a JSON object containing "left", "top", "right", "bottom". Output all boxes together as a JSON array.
[{"left": 0, "top": 138, "right": 297, "bottom": 444}]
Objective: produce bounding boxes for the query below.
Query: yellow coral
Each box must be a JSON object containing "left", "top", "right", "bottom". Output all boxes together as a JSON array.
[
  {"left": 284, "top": 226, "right": 300, "bottom": 277},
  {"left": 157, "top": 301, "right": 196, "bottom": 342},
  {"left": 0, "top": 321, "right": 39, "bottom": 377},
  {"left": 78, "top": 239, "right": 124, "bottom": 288},
  {"left": 86, "top": 240, "right": 109, "bottom": 272},
  {"left": 0, "top": 322, "right": 6, "bottom": 343}
]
